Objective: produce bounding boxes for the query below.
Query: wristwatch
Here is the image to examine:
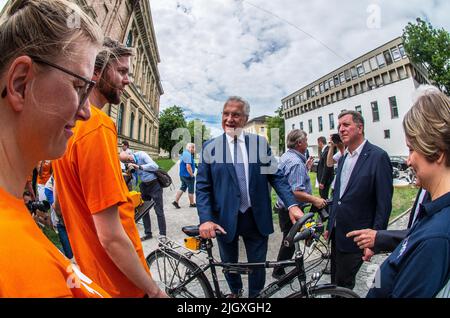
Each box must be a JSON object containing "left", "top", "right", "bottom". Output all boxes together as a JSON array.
[{"left": 139, "top": 165, "right": 142, "bottom": 170}]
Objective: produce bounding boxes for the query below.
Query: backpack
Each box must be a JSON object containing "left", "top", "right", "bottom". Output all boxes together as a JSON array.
[{"left": 155, "top": 169, "right": 172, "bottom": 188}]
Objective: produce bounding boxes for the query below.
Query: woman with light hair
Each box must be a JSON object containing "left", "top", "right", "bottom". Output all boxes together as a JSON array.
[
  {"left": 367, "top": 86, "right": 450, "bottom": 298},
  {"left": 0, "top": 0, "right": 109, "bottom": 297}
]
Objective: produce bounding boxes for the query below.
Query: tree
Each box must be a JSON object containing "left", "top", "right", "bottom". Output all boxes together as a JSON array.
[
  {"left": 158, "top": 105, "right": 186, "bottom": 153},
  {"left": 403, "top": 18, "right": 450, "bottom": 94},
  {"left": 266, "top": 106, "right": 285, "bottom": 154},
  {"left": 187, "top": 119, "right": 211, "bottom": 143}
]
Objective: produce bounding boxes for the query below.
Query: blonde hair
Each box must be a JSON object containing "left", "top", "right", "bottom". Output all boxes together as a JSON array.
[
  {"left": 403, "top": 86, "right": 450, "bottom": 166},
  {"left": 0, "top": 0, "right": 103, "bottom": 74}
]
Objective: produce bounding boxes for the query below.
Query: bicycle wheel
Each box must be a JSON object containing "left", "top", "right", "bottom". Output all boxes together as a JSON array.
[
  {"left": 146, "top": 249, "right": 214, "bottom": 298},
  {"left": 286, "top": 285, "right": 360, "bottom": 298}
]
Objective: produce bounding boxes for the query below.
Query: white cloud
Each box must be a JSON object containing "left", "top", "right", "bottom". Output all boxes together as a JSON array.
[{"left": 150, "top": 0, "right": 450, "bottom": 137}]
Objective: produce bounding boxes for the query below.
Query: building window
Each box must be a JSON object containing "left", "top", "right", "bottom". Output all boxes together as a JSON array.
[
  {"left": 369, "top": 57, "right": 378, "bottom": 70},
  {"left": 344, "top": 69, "right": 351, "bottom": 81},
  {"left": 355, "top": 105, "right": 362, "bottom": 114},
  {"left": 126, "top": 31, "right": 133, "bottom": 47},
  {"left": 350, "top": 67, "right": 358, "bottom": 79},
  {"left": 389, "top": 96, "right": 399, "bottom": 118},
  {"left": 357, "top": 64, "right": 364, "bottom": 76},
  {"left": 371, "top": 101, "right": 380, "bottom": 122},
  {"left": 384, "top": 130, "right": 391, "bottom": 139},
  {"left": 334, "top": 75, "right": 340, "bottom": 87},
  {"left": 398, "top": 44, "right": 406, "bottom": 58},
  {"left": 308, "top": 119, "right": 313, "bottom": 134},
  {"left": 300, "top": 121, "right": 304, "bottom": 131},
  {"left": 144, "top": 124, "right": 147, "bottom": 143},
  {"left": 383, "top": 50, "right": 393, "bottom": 65},
  {"left": 376, "top": 53, "right": 386, "bottom": 68},
  {"left": 138, "top": 117, "right": 142, "bottom": 141},
  {"left": 363, "top": 60, "right": 371, "bottom": 74},
  {"left": 117, "top": 103, "right": 124, "bottom": 135},
  {"left": 339, "top": 72, "right": 345, "bottom": 84},
  {"left": 329, "top": 113, "right": 335, "bottom": 130},
  {"left": 319, "top": 83, "right": 324, "bottom": 93},
  {"left": 292, "top": 124, "right": 295, "bottom": 130},
  {"left": 391, "top": 47, "right": 401, "bottom": 61},
  {"left": 129, "top": 112, "right": 135, "bottom": 138},
  {"left": 318, "top": 116, "right": 323, "bottom": 132},
  {"left": 260, "top": 127, "right": 265, "bottom": 133}
]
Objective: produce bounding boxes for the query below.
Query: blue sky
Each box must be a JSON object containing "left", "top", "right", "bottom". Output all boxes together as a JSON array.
[
  {"left": 150, "top": 0, "right": 450, "bottom": 136},
  {"left": 2, "top": 1, "right": 448, "bottom": 137}
]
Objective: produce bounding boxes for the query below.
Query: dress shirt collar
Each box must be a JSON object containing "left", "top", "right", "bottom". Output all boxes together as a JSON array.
[
  {"left": 345, "top": 139, "right": 367, "bottom": 157},
  {"left": 225, "top": 132, "right": 245, "bottom": 144}
]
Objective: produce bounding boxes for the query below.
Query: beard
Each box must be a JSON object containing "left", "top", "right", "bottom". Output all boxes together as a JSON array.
[{"left": 98, "top": 77, "right": 122, "bottom": 104}]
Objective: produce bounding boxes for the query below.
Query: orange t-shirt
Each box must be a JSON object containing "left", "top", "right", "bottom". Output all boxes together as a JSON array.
[
  {"left": 53, "top": 106, "right": 149, "bottom": 298},
  {"left": 37, "top": 160, "right": 52, "bottom": 185},
  {"left": 0, "top": 187, "right": 110, "bottom": 298}
]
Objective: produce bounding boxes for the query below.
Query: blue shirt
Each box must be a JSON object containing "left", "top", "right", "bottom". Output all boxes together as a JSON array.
[
  {"left": 179, "top": 150, "right": 195, "bottom": 178},
  {"left": 133, "top": 151, "right": 159, "bottom": 183},
  {"left": 277, "top": 149, "right": 312, "bottom": 208},
  {"left": 367, "top": 191, "right": 450, "bottom": 298}
]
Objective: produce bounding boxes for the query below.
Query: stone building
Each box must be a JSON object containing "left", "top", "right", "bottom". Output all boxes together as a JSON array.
[{"left": 1, "top": 0, "right": 163, "bottom": 156}]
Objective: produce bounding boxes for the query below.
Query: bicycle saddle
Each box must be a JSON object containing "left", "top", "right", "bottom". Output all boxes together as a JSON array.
[{"left": 182, "top": 225, "right": 200, "bottom": 237}]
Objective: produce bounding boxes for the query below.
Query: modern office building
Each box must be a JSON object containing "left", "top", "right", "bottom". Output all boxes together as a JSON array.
[{"left": 281, "top": 37, "right": 430, "bottom": 156}]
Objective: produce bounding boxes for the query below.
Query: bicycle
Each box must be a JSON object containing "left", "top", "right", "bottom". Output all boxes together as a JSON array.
[{"left": 145, "top": 209, "right": 359, "bottom": 298}]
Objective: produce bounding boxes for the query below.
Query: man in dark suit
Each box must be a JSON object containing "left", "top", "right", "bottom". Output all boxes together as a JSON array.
[
  {"left": 317, "top": 136, "right": 334, "bottom": 199},
  {"left": 346, "top": 188, "right": 429, "bottom": 260},
  {"left": 325, "top": 110, "right": 393, "bottom": 290},
  {"left": 196, "top": 96, "right": 303, "bottom": 298}
]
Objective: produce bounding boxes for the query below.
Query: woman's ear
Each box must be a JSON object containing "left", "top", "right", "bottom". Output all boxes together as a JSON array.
[
  {"left": 436, "top": 152, "right": 445, "bottom": 165},
  {"left": 6, "top": 56, "right": 34, "bottom": 112}
]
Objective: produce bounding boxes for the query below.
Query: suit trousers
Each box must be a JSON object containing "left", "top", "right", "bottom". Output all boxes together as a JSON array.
[
  {"left": 217, "top": 208, "right": 268, "bottom": 298},
  {"left": 140, "top": 180, "right": 166, "bottom": 236},
  {"left": 330, "top": 231, "right": 363, "bottom": 290},
  {"left": 319, "top": 182, "right": 331, "bottom": 200}
]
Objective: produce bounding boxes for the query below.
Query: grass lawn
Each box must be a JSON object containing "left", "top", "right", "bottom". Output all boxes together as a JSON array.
[
  {"left": 272, "top": 172, "right": 417, "bottom": 223},
  {"left": 42, "top": 226, "right": 63, "bottom": 251},
  {"left": 155, "top": 158, "right": 176, "bottom": 172}
]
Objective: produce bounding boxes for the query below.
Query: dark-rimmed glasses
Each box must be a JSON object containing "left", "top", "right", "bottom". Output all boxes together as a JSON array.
[{"left": 1, "top": 56, "right": 96, "bottom": 111}]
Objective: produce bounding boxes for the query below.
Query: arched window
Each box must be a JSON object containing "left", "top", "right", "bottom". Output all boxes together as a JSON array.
[
  {"left": 129, "top": 112, "right": 135, "bottom": 139},
  {"left": 117, "top": 103, "right": 124, "bottom": 135},
  {"left": 138, "top": 116, "right": 142, "bottom": 141}
]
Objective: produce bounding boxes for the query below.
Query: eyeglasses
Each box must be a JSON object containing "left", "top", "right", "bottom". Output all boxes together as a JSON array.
[{"left": 1, "top": 55, "right": 96, "bottom": 111}]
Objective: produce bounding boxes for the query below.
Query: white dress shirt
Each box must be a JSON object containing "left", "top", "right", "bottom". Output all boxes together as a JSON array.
[
  {"left": 339, "top": 139, "right": 367, "bottom": 199},
  {"left": 225, "top": 133, "right": 252, "bottom": 208}
]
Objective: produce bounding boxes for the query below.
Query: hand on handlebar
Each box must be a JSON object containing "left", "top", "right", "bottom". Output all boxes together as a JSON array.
[
  {"left": 199, "top": 221, "right": 227, "bottom": 239},
  {"left": 288, "top": 205, "right": 304, "bottom": 224}
]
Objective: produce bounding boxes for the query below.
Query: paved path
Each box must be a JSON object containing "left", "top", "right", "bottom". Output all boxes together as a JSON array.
[{"left": 137, "top": 162, "right": 409, "bottom": 298}]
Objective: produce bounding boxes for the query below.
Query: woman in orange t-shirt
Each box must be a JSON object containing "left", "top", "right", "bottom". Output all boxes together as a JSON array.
[{"left": 0, "top": 0, "right": 108, "bottom": 298}]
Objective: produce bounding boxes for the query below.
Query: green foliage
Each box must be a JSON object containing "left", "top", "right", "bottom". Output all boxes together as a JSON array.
[
  {"left": 267, "top": 106, "right": 285, "bottom": 153},
  {"left": 158, "top": 106, "right": 187, "bottom": 152},
  {"left": 403, "top": 18, "right": 450, "bottom": 94},
  {"left": 187, "top": 119, "right": 211, "bottom": 143}
]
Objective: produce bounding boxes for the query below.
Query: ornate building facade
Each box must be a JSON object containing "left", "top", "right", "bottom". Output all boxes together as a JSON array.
[
  {"left": 74, "top": 0, "right": 163, "bottom": 157},
  {"left": 1, "top": 0, "right": 163, "bottom": 156}
]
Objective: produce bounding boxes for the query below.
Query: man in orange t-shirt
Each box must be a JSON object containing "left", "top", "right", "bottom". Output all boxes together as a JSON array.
[
  {"left": 0, "top": 187, "right": 109, "bottom": 298},
  {"left": 53, "top": 38, "right": 166, "bottom": 298}
]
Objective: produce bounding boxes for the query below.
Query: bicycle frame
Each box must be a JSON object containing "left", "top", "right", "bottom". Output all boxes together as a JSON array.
[{"left": 161, "top": 236, "right": 316, "bottom": 298}]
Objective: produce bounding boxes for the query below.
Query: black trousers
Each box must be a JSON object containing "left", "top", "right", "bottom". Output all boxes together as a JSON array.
[
  {"left": 330, "top": 231, "right": 363, "bottom": 290},
  {"left": 140, "top": 180, "right": 166, "bottom": 236},
  {"left": 319, "top": 182, "right": 331, "bottom": 200}
]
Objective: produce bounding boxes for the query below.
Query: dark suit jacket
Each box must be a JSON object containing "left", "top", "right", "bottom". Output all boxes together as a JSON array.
[
  {"left": 327, "top": 141, "right": 393, "bottom": 253},
  {"left": 196, "top": 133, "right": 297, "bottom": 243},
  {"left": 317, "top": 146, "right": 334, "bottom": 186},
  {"left": 373, "top": 189, "right": 430, "bottom": 253}
]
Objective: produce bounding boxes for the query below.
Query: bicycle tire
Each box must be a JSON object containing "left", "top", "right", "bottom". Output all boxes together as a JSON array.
[
  {"left": 146, "top": 249, "right": 214, "bottom": 298},
  {"left": 286, "top": 285, "right": 360, "bottom": 298}
]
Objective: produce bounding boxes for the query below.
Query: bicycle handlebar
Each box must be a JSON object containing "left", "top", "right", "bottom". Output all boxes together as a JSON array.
[{"left": 283, "top": 212, "right": 314, "bottom": 247}]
